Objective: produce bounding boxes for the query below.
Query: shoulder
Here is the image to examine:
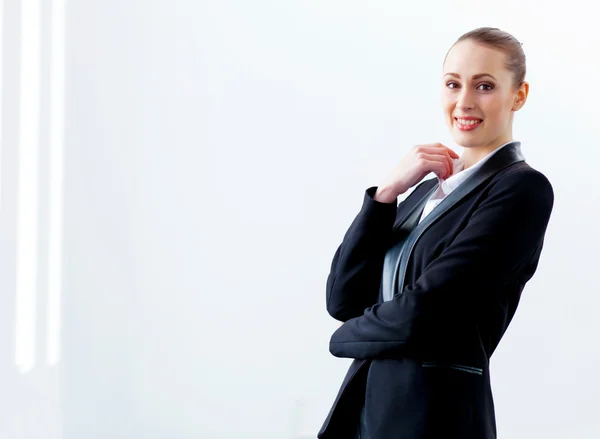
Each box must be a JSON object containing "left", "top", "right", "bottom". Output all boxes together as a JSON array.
[
  {"left": 491, "top": 162, "right": 552, "bottom": 193},
  {"left": 485, "top": 162, "right": 554, "bottom": 211}
]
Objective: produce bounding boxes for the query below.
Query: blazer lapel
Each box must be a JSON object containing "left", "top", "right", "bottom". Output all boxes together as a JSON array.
[
  {"left": 413, "top": 141, "right": 524, "bottom": 233},
  {"left": 395, "top": 141, "right": 525, "bottom": 295},
  {"left": 380, "top": 184, "right": 437, "bottom": 301},
  {"left": 391, "top": 180, "right": 438, "bottom": 230}
]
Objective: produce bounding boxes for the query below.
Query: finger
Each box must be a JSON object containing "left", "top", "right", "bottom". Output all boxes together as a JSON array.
[
  {"left": 446, "top": 147, "right": 460, "bottom": 159},
  {"left": 421, "top": 145, "right": 458, "bottom": 175},
  {"left": 430, "top": 161, "right": 449, "bottom": 180},
  {"left": 433, "top": 154, "right": 454, "bottom": 179},
  {"left": 417, "top": 143, "right": 459, "bottom": 161},
  {"left": 427, "top": 154, "right": 452, "bottom": 178},
  {"left": 418, "top": 153, "right": 452, "bottom": 178},
  {"left": 418, "top": 145, "right": 456, "bottom": 164},
  {"left": 431, "top": 144, "right": 460, "bottom": 161},
  {"left": 416, "top": 144, "right": 447, "bottom": 154}
]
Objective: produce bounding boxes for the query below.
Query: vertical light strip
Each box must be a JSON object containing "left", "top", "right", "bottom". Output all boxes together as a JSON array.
[
  {"left": 0, "top": 0, "right": 4, "bottom": 214},
  {"left": 47, "top": 0, "right": 65, "bottom": 366},
  {"left": 15, "top": 0, "right": 41, "bottom": 374}
]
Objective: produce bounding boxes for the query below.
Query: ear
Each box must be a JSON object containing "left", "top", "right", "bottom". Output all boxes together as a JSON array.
[{"left": 512, "top": 81, "right": 529, "bottom": 111}]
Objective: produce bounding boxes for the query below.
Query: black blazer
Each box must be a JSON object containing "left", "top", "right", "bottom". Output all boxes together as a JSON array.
[{"left": 318, "top": 142, "right": 554, "bottom": 439}]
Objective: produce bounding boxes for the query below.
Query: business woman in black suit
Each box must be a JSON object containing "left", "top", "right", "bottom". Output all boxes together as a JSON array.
[{"left": 318, "top": 27, "right": 554, "bottom": 439}]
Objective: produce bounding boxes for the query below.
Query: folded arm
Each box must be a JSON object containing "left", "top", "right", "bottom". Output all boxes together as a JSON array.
[{"left": 329, "top": 170, "right": 554, "bottom": 359}]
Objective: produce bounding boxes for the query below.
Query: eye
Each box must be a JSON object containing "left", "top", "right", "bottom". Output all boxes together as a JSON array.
[
  {"left": 446, "top": 81, "right": 459, "bottom": 89},
  {"left": 477, "top": 83, "right": 493, "bottom": 91}
]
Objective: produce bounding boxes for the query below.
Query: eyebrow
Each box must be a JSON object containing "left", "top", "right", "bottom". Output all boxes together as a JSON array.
[{"left": 444, "top": 72, "right": 497, "bottom": 81}]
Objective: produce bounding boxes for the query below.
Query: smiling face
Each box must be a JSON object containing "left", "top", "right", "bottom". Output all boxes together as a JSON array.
[{"left": 442, "top": 39, "right": 528, "bottom": 151}]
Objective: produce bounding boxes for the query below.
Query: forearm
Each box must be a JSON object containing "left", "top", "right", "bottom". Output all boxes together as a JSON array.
[{"left": 326, "top": 186, "right": 398, "bottom": 321}]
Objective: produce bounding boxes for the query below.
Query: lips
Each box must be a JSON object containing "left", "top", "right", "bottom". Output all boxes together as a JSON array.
[{"left": 454, "top": 117, "right": 483, "bottom": 131}]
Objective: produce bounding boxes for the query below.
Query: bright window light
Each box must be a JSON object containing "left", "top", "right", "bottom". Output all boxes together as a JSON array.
[{"left": 15, "top": 0, "right": 41, "bottom": 374}]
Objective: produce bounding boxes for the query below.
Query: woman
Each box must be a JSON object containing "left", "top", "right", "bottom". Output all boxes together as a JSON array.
[{"left": 318, "top": 27, "right": 554, "bottom": 439}]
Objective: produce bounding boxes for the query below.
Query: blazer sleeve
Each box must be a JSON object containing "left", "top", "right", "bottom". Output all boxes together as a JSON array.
[
  {"left": 325, "top": 186, "right": 398, "bottom": 321},
  {"left": 329, "top": 169, "right": 554, "bottom": 359},
  {"left": 326, "top": 181, "right": 430, "bottom": 321}
]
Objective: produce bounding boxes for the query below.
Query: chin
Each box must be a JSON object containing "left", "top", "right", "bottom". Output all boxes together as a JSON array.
[{"left": 451, "top": 133, "right": 481, "bottom": 149}]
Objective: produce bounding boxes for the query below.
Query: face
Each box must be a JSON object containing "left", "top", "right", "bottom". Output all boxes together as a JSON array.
[{"left": 442, "top": 39, "right": 528, "bottom": 151}]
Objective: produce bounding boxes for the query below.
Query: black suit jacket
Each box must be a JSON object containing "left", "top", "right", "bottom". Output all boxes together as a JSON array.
[{"left": 318, "top": 142, "right": 554, "bottom": 439}]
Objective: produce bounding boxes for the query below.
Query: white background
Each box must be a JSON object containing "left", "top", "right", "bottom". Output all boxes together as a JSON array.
[{"left": 1, "top": 0, "right": 599, "bottom": 438}]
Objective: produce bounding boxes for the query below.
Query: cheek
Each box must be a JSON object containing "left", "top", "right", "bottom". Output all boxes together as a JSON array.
[
  {"left": 481, "top": 96, "right": 511, "bottom": 122},
  {"left": 442, "top": 100, "right": 455, "bottom": 117},
  {"left": 441, "top": 91, "right": 455, "bottom": 110}
]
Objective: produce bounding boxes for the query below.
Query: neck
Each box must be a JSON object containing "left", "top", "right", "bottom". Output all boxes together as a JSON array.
[{"left": 461, "top": 136, "right": 513, "bottom": 169}]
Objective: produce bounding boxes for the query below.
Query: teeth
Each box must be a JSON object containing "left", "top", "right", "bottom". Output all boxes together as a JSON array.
[{"left": 457, "top": 118, "right": 481, "bottom": 125}]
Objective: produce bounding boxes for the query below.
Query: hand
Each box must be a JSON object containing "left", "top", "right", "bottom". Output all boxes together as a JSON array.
[{"left": 374, "top": 143, "right": 459, "bottom": 202}]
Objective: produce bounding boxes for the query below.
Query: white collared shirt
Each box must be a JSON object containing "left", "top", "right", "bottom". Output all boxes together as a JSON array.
[{"left": 418, "top": 141, "right": 514, "bottom": 224}]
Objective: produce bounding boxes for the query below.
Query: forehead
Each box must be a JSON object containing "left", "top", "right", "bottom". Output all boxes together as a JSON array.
[{"left": 443, "top": 40, "right": 509, "bottom": 79}]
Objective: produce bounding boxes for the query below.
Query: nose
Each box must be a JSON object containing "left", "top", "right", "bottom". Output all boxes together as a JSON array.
[{"left": 456, "top": 88, "right": 476, "bottom": 111}]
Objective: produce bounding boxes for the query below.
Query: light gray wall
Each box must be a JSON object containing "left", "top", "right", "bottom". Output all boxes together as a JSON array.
[{"left": 1, "top": 0, "right": 599, "bottom": 438}]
